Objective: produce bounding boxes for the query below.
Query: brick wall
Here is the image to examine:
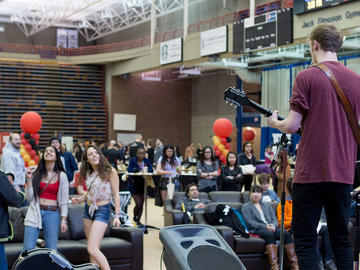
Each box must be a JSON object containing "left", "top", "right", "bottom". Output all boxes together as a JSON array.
[{"left": 111, "top": 74, "right": 192, "bottom": 157}]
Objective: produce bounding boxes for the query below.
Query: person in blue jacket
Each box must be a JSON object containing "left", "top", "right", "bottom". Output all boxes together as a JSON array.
[
  {"left": 0, "top": 170, "right": 25, "bottom": 270},
  {"left": 49, "top": 137, "right": 78, "bottom": 194},
  {"left": 127, "top": 147, "right": 153, "bottom": 225}
]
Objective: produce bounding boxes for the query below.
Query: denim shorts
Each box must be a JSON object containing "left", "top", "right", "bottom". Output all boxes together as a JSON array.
[{"left": 83, "top": 202, "right": 111, "bottom": 224}]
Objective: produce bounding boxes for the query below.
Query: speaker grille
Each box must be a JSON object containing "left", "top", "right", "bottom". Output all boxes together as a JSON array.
[{"left": 187, "top": 245, "right": 242, "bottom": 270}]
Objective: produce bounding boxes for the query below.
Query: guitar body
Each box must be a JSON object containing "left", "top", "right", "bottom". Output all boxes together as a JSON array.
[{"left": 11, "top": 249, "right": 99, "bottom": 270}]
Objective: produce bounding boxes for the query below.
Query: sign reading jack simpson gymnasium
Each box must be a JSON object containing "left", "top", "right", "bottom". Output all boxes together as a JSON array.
[{"left": 293, "top": 0, "right": 360, "bottom": 40}]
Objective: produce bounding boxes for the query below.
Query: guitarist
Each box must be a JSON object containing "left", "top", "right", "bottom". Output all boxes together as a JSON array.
[{"left": 268, "top": 23, "right": 360, "bottom": 270}]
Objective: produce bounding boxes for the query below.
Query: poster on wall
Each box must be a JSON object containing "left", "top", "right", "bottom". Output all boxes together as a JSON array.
[
  {"left": 160, "top": 38, "right": 182, "bottom": 65},
  {"left": 67, "top": 29, "right": 78, "bottom": 48},
  {"left": 56, "top": 29, "right": 67, "bottom": 48},
  {"left": 200, "top": 25, "right": 227, "bottom": 56}
]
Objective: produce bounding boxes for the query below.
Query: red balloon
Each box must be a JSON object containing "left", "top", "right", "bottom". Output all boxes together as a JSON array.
[
  {"left": 243, "top": 128, "right": 256, "bottom": 141},
  {"left": 220, "top": 137, "right": 227, "bottom": 145},
  {"left": 34, "top": 156, "right": 40, "bottom": 163},
  {"left": 35, "top": 139, "right": 39, "bottom": 145},
  {"left": 21, "top": 138, "right": 27, "bottom": 145},
  {"left": 215, "top": 150, "right": 221, "bottom": 157},
  {"left": 30, "top": 150, "right": 37, "bottom": 159},
  {"left": 225, "top": 143, "right": 231, "bottom": 149},
  {"left": 213, "top": 118, "right": 233, "bottom": 138},
  {"left": 25, "top": 144, "right": 32, "bottom": 152},
  {"left": 20, "top": 111, "right": 42, "bottom": 133},
  {"left": 220, "top": 155, "right": 226, "bottom": 162},
  {"left": 33, "top": 133, "right": 40, "bottom": 140},
  {"left": 20, "top": 132, "right": 25, "bottom": 139},
  {"left": 213, "top": 145, "right": 219, "bottom": 151}
]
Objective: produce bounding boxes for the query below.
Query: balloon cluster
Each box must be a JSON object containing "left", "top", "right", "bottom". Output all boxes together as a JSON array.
[
  {"left": 19, "top": 112, "right": 42, "bottom": 167},
  {"left": 212, "top": 118, "right": 233, "bottom": 164}
]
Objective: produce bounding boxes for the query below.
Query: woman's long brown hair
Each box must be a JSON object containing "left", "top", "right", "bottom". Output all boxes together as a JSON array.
[{"left": 79, "top": 146, "right": 113, "bottom": 184}]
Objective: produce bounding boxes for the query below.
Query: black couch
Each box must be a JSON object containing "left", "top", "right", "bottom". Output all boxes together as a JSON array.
[
  {"left": 164, "top": 191, "right": 211, "bottom": 226},
  {"left": 5, "top": 204, "right": 143, "bottom": 270}
]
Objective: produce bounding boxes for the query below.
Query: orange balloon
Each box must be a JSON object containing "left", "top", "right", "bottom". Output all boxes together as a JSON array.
[
  {"left": 223, "top": 149, "right": 229, "bottom": 156},
  {"left": 23, "top": 154, "right": 31, "bottom": 163},
  {"left": 218, "top": 144, "right": 225, "bottom": 151},
  {"left": 28, "top": 160, "right": 36, "bottom": 167},
  {"left": 20, "top": 149, "right": 26, "bottom": 156},
  {"left": 214, "top": 139, "right": 221, "bottom": 146}
]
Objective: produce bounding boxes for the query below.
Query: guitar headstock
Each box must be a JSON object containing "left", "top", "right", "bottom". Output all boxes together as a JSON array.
[{"left": 224, "top": 87, "right": 251, "bottom": 107}]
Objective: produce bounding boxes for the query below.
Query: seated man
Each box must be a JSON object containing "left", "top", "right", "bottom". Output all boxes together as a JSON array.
[{"left": 176, "top": 183, "right": 210, "bottom": 212}]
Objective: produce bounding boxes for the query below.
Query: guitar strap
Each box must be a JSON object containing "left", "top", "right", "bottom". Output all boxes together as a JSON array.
[{"left": 311, "top": 63, "right": 360, "bottom": 147}]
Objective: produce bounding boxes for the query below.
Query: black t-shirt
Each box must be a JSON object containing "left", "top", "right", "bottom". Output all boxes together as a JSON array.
[
  {"left": 129, "top": 141, "right": 144, "bottom": 158},
  {"left": 105, "top": 148, "right": 123, "bottom": 168},
  {"left": 147, "top": 147, "right": 155, "bottom": 165}
]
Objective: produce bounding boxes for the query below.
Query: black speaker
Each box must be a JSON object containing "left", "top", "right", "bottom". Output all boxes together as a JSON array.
[{"left": 159, "top": 224, "right": 246, "bottom": 270}]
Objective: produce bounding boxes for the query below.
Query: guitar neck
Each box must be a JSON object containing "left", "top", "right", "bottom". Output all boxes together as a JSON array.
[{"left": 247, "top": 99, "right": 285, "bottom": 120}]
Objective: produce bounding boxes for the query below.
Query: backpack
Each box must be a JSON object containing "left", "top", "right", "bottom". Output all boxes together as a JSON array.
[{"left": 206, "top": 204, "right": 250, "bottom": 238}]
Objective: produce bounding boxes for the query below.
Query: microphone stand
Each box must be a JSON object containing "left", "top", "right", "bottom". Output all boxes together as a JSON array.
[{"left": 277, "top": 133, "right": 289, "bottom": 270}]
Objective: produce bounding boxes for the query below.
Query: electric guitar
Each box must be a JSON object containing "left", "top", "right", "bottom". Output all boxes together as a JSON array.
[{"left": 224, "top": 87, "right": 301, "bottom": 135}]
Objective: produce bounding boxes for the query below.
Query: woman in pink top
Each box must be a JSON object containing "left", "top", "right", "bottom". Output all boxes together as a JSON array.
[{"left": 73, "top": 146, "right": 120, "bottom": 270}]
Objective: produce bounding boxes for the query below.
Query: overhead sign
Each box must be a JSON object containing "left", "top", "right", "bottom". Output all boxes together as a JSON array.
[
  {"left": 233, "top": 9, "right": 293, "bottom": 53},
  {"left": 200, "top": 25, "right": 228, "bottom": 56},
  {"left": 294, "top": 0, "right": 360, "bottom": 39},
  {"left": 56, "top": 29, "right": 67, "bottom": 48},
  {"left": 160, "top": 38, "right": 182, "bottom": 65},
  {"left": 293, "top": 0, "right": 356, "bottom": 14},
  {"left": 67, "top": 30, "right": 78, "bottom": 48}
]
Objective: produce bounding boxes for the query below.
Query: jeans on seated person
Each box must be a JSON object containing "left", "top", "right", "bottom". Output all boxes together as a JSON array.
[
  {"left": 0, "top": 243, "right": 7, "bottom": 270},
  {"left": 23, "top": 209, "right": 60, "bottom": 251}
]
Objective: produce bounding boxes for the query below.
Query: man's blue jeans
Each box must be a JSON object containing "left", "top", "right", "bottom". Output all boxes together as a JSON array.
[
  {"left": 0, "top": 243, "right": 7, "bottom": 270},
  {"left": 23, "top": 209, "right": 60, "bottom": 251}
]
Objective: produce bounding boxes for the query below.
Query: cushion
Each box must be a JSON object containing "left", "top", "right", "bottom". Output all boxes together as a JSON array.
[
  {"left": 57, "top": 240, "right": 89, "bottom": 264},
  {"left": 235, "top": 236, "right": 266, "bottom": 254},
  {"left": 241, "top": 192, "right": 250, "bottom": 203},
  {"left": 68, "top": 204, "right": 85, "bottom": 240},
  {"left": 8, "top": 207, "right": 25, "bottom": 243},
  {"left": 79, "top": 237, "right": 133, "bottom": 260},
  {"left": 209, "top": 192, "right": 241, "bottom": 203}
]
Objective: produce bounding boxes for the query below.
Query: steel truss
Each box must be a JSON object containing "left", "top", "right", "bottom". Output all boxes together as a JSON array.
[{"left": 9, "top": 0, "right": 205, "bottom": 41}]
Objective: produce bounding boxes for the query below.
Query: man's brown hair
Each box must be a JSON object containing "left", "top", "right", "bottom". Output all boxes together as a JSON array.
[
  {"left": 310, "top": 23, "right": 343, "bottom": 52},
  {"left": 258, "top": 173, "right": 270, "bottom": 185}
]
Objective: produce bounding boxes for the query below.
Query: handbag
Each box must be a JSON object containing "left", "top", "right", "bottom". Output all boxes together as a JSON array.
[{"left": 240, "top": 164, "right": 256, "bottom": 175}]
